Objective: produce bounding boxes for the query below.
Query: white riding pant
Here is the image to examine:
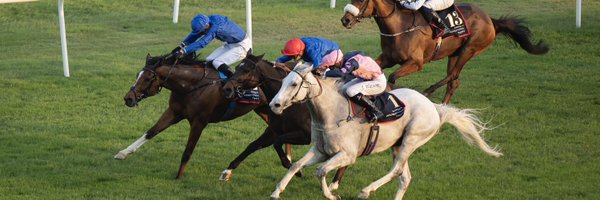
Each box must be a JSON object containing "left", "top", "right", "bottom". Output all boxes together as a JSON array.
[
  {"left": 401, "top": 0, "right": 454, "bottom": 11},
  {"left": 342, "top": 74, "right": 387, "bottom": 97},
  {"left": 207, "top": 36, "right": 252, "bottom": 69}
]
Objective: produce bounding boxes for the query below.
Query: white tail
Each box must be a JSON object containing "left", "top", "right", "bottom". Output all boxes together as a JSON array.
[{"left": 435, "top": 104, "right": 503, "bottom": 157}]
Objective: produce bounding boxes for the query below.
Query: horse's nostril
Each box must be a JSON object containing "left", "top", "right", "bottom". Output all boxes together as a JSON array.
[{"left": 274, "top": 103, "right": 281, "bottom": 108}]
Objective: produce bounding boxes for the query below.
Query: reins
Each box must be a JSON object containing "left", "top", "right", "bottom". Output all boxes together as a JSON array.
[
  {"left": 289, "top": 69, "right": 323, "bottom": 104},
  {"left": 352, "top": 0, "right": 424, "bottom": 37}
]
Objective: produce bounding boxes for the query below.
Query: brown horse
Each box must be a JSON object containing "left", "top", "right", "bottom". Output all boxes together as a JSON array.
[
  {"left": 222, "top": 53, "right": 349, "bottom": 190},
  {"left": 341, "top": 0, "right": 549, "bottom": 103},
  {"left": 118, "top": 54, "right": 272, "bottom": 179}
]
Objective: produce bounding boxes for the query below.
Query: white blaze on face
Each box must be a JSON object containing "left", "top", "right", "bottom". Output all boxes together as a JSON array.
[
  {"left": 344, "top": 4, "right": 360, "bottom": 16},
  {"left": 133, "top": 71, "right": 145, "bottom": 87}
]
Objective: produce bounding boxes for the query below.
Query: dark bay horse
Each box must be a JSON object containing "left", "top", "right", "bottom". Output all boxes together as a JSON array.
[
  {"left": 222, "top": 53, "right": 348, "bottom": 190},
  {"left": 341, "top": 0, "right": 549, "bottom": 104},
  {"left": 117, "top": 54, "right": 272, "bottom": 179}
]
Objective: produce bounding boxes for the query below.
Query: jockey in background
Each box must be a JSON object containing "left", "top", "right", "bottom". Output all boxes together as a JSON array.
[
  {"left": 399, "top": 0, "right": 455, "bottom": 33},
  {"left": 274, "top": 37, "right": 341, "bottom": 72},
  {"left": 338, "top": 51, "right": 387, "bottom": 120},
  {"left": 171, "top": 14, "right": 251, "bottom": 78}
]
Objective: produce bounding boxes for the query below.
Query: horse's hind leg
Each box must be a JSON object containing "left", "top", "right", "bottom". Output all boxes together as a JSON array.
[
  {"left": 270, "top": 146, "right": 327, "bottom": 200},
  {"left": 176, "top": 120, "right": 208, "bottom": 179},
  {"left": 394, "top": 162, "right": 412, "bottom": 200},
  {"left": 220, "top": 127, "right": 277, "bottom": 181},
  {"left": 115, "top": 108, "right": 183, "bottom": 159},
  {"left": 359, "top": 128, "right": 437, "bottom": 199},
  {"left": 422, "top": 55, "right": 460, "bottom": 99}
]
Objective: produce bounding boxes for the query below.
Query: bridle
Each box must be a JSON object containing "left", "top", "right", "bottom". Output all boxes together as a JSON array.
[
  {"left": 345, "top": 0, "right": 396, "bottom": 22},
  {"left": 287, "top": 68, "right": 323, "bottom": 104},
  {"left": 129, "top": 58, "right": 177, "bottom": 100}
]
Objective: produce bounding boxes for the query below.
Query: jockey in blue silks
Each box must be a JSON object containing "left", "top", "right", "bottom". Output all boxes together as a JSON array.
[
  {"left": 274, "top": 37, "right": 341, "bottom": 71},
  {"left": 171, "top": 14, "right": 251, "bottom": 78}
]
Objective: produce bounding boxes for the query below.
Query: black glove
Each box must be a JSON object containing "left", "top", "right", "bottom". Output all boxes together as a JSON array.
[
  {"left": 171, "top": 46, "right": 181, "bottom": 54},
  {"left": 341, "top": 73, "right": 355, "bottom": 83},
  {"left": 171, "top": 49, "right": 184, "bottom": 59},
  {"left": 346, "top": 59, "right": 359, "bottom": 73}
]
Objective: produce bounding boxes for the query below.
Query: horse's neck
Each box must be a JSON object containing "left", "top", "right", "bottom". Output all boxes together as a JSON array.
[
  {"left": 374, "top": 4, "right": 425, "bottom": 36},
  {"left": 306, "top": 78, "right": 349, "bottom": 129},
  {"left": 259, "top": 63, "right": 286, "bottom": 100},
  {"left": 159, "top": 65, "right": 216, "bottom": 94}
]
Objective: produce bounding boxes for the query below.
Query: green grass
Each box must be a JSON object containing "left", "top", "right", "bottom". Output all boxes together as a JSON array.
[{"left": 1, "top": 0, "right": 599, "bottom": 199}]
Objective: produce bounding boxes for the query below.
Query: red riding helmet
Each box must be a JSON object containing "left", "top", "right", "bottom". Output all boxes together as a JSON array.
[{"left": 281, "top": 38, "right": 305, "bottom": 56}]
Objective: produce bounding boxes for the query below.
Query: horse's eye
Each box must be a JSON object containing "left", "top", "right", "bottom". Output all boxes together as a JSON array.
[{"left": 291, "top": 82, "right": 298, "bottom": 87}]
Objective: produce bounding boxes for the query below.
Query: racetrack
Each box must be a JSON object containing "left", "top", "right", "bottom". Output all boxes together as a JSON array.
[{"left": 1, "top": 0, "right": 599, "bottom": 199}]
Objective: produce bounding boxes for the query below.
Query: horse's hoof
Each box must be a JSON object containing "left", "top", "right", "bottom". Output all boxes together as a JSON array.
[
  {"left": 219, "top": 170, "right": 232, "bottom": 181},
  {"left": 328, "top": 182, "right": 339, "bottom": 191},
  {"left": 269, "top": 197, "right": 281, "bottom": 200},
  {"left": 294, "top": 171, "right": 302, "bottom": 177},
  {"left": 358, "top": 191, "right": 370, "bottom": 199},
  {"left": 335, "top": 195, "right": 342, "bottom": 200},
  {"left": 114, "top": 151, "right": 128, "bottom": 160}
]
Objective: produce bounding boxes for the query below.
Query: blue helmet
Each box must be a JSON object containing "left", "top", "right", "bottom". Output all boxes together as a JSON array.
[{"left": 191, "top": 14, "right": 209, "bottom": 33}]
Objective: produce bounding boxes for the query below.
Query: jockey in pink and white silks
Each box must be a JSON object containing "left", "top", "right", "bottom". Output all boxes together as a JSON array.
[
  {"left": 171, "top": 14, "right": 251, "bottom": 78},
  {"left": 339, "top": 51, "right": 387, "bottom": 120}
]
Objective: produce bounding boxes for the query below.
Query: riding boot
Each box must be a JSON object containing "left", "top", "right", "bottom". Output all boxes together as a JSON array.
[
  {"left": 350, "top": 93, "right": 385, "bottom": 121},
  {"left": 217, "top": 64, "right": 234, "bottom": 78},
  {"left": 419, "top": 7, "right": 452, "bottom": 33}
]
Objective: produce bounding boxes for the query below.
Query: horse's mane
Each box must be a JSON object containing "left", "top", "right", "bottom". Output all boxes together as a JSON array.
[{"left": 147, "top": 53, "right": 209, "bottom": 68}]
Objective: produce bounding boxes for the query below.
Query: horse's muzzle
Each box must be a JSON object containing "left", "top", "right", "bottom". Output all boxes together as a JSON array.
[
  {"left": 222, "top": 85, "right": 236, "bottom": 99},
  {"left": 341, "top": 14, "right": 357, "bottom": 29},
  {"left": 124, "top": 96, "right": 138, "bottom": 107}
]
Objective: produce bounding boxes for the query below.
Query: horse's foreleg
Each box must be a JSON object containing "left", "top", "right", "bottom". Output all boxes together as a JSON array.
[
  {"left": 329, "top": 166, "right": 349, "bottom": 191},
  {"left": 388, "top": 61, "right": 423, "bottom": 85},
  {"left": 270, "top": 146, "right": 327, "bottom": 200},
  {"left": 114, "top": 108, "right": 183, "bottom": 160},
  {"left": 220, "top": 127, "right": 276, "bottom": 181},
  {"left": 274, "top": 130, "right": 311, "bottom": 169},
  {"left": 176, "top": 120, "right": 208, "bottom": 179},
  {"left": 316, "top": 152, "right": 355, "bottom": 200}
]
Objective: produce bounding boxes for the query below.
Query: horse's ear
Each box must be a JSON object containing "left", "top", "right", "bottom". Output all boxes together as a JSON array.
[
  {"left": 294, "top": 62, "right": 313, "bottom": 75},
  {"left": 247, "top": 48, "right": 252, "bottom": 56},
  {"left": 257, "top": 54, "right": 265, "bottom": 60},
  {"left": 146, "top": 53, "right": 151, "bottom": 60}
]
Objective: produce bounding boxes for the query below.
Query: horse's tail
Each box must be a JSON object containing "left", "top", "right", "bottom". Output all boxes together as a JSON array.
[
  {"left": 435, "top": 104, "right": 503, "bottom": 157},
  {"left": 492, "top": 16, "right": 550, "bottom": 55}
]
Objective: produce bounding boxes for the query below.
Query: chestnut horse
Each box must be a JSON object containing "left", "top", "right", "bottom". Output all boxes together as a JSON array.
[
  {"left": 221, "top": 53, "right": 348, "bottom": 189},
  {"left": 341, "top": 0, "right": 549, "bottom": 103},
  {"left": 117, "top": 54, "right": 272, "bottom": 179}
]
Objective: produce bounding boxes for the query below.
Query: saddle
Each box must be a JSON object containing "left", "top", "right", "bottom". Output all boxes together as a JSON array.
[
  {"left": 431, "top": 4, "right": 470, "bottom": 38},
  {"left": 351, "top": 92, "right": 405, "bottom": 123}
]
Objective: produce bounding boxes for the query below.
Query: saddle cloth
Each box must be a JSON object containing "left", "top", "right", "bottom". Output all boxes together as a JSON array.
[
  {"left": 236, "top": 87, "right": 261, "bottom": 104},
  {"left": 352, "top": 92, "right": 406, "bottom": 123},
  {"left": 433, "top": 4, "right": 470, "bottom": 38}
]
